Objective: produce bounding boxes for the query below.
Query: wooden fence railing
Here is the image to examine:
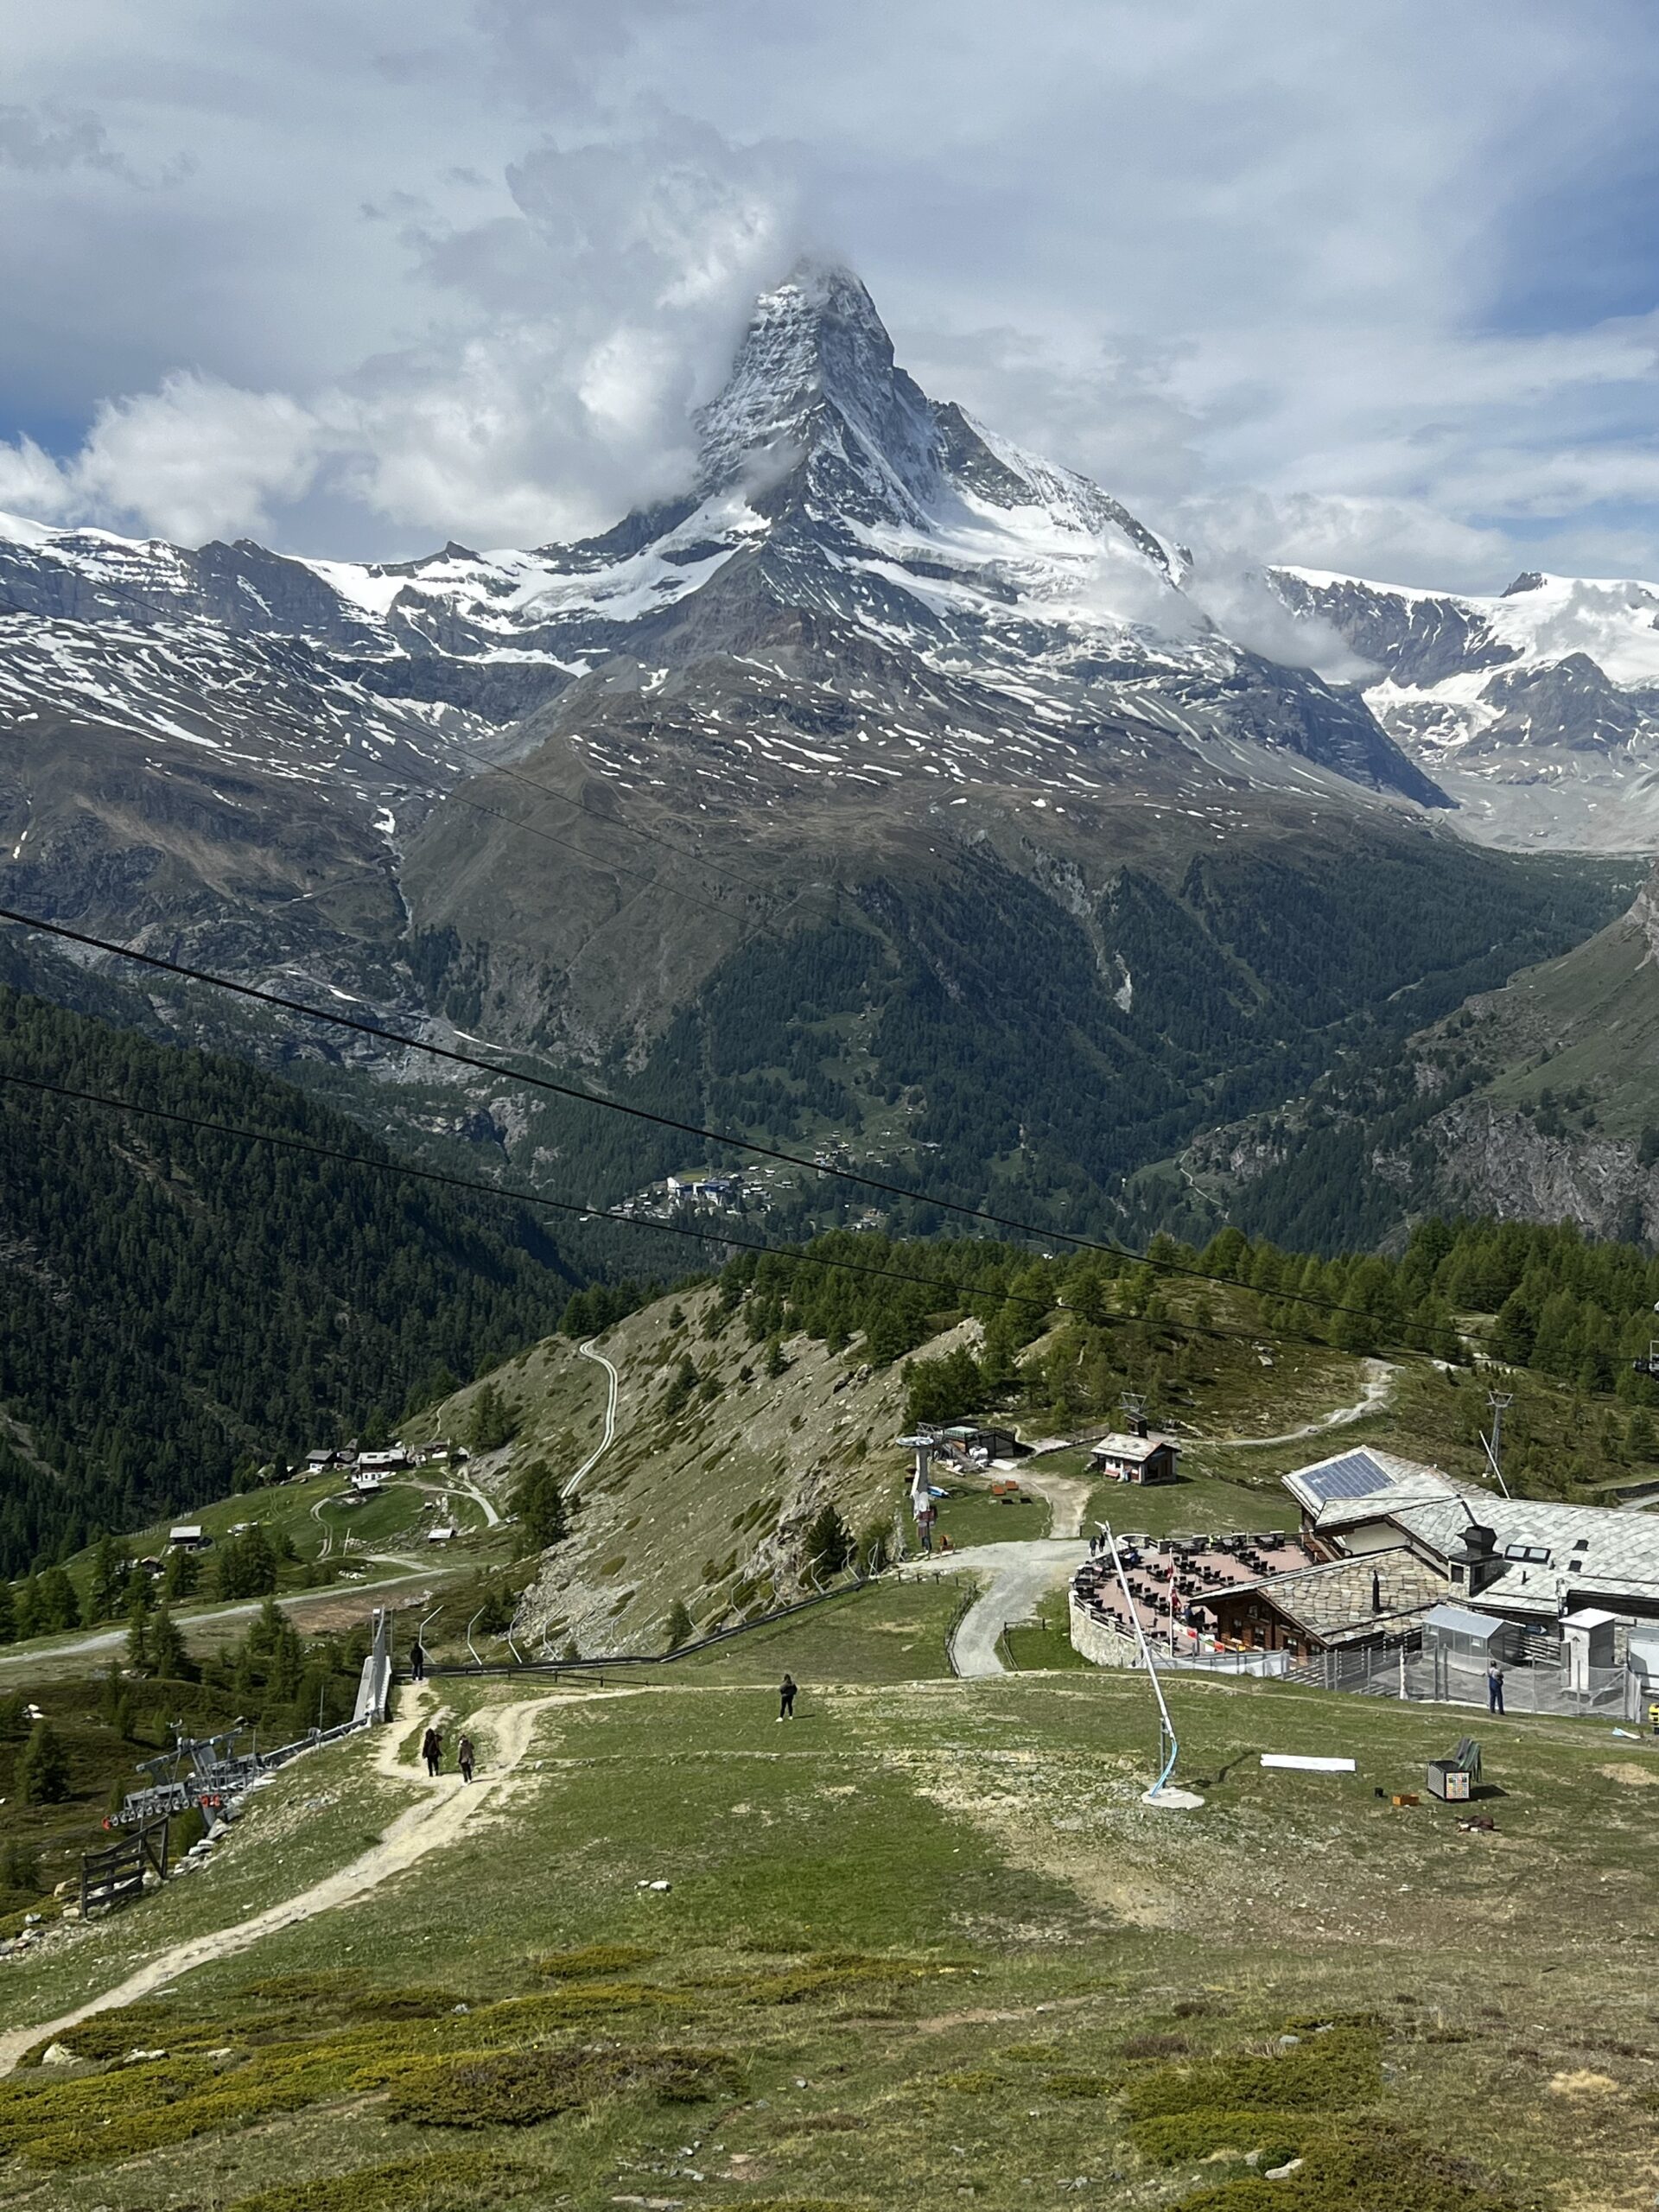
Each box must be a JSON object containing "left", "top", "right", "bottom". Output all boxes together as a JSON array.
[{"left": 80, "top": 1815, "right": 169, "bottom": 1916}]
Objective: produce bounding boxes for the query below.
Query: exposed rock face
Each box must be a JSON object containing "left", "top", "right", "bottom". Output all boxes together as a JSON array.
[{"left": 1426, "top": 1097, "right": 1659, "bottom": 1245}]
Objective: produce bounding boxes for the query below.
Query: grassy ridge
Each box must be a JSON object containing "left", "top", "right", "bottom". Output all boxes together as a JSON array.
[{"left": 4, "top": 1612, "right": 1658, "bottom": 2209}]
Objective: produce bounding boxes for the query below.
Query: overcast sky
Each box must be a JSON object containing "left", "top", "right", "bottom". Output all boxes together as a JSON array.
[{"left": 3, "top": 0, "right": 1656, "bottom": 588}]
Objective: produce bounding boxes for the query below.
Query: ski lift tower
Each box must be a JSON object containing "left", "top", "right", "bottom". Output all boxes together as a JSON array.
[
  {"left": 1631, "top": 1306, "right": 1659, "bottom": 1380},
  {"left": 897, "top": 1427, "right": 940, "bottom": 1556}
]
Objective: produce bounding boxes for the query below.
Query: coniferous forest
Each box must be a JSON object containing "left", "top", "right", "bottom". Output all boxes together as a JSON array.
[{"left": 0, "top": 987, "right": 573, "bottom": 1573}]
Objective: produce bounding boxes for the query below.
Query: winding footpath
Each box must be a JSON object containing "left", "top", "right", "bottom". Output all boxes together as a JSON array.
[
  {"left": 0, "top": 1688, "right": 557, "bottom": 2076},
  {"left": 906, "top": 1472, "right": 1091, "bottom": 1680},
  {"left": 1205, "top": 1359, "right": 1395, "bottom": 1450},
  {"left": 567, "top": 1338, "right": 620, "bottom": 1497}
]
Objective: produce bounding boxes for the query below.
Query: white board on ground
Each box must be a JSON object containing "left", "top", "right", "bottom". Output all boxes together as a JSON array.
[{"left": 1261, "top": 1754, "right": 1356, "bottom": 1774}]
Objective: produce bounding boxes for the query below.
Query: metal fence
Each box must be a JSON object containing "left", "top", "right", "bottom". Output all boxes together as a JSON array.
[
  {"left": 79, "top": 1816, "right": 168, "bottom": 1916},
  {"left": 1070, "top": 1599, "right": 1650, "bottom": 1719}
]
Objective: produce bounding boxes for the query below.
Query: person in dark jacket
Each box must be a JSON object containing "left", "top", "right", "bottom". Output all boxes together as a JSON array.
[
  {"left": 458, "top": 1733, "right": 476, "bottom": 1783},
  {"left": 778, "top": 1675, "right": 798, "bottom": 1721},
  {"left": 1487, "top": 1663, "right": 1505, "bottom": 1715},
  {"left": 421, "top": 1726, "right": 442, "bottom": 1777},
  {"left": 410, "top": 1639, "right": 426, "bottom": 1682}
]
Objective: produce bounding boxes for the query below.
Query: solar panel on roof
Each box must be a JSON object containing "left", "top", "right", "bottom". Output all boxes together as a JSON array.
[{"left": 1300, "top": 1449, "right": 1394, "bottom": 1502}]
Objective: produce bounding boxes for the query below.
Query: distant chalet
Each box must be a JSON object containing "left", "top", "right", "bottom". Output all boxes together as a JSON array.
[{"left": 1089, "top": 1430, "right": 1180, "bottom": 1485}]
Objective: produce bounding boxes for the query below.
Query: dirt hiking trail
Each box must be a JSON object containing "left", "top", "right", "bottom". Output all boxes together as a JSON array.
[{"left": 0, "top": 1688, "right": 558, "bottom": 2076}]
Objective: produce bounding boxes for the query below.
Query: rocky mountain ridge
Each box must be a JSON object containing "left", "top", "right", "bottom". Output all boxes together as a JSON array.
[{"left": 1273, "top": 564, "right": 1659, "bottom": 851}]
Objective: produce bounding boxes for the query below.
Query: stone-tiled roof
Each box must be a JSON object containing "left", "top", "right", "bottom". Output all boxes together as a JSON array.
[
  {"left": 1211, "top": 1546, "right": 1446, "bottom": 1646},
  {"left": 1281, "top": 1446, "right": 1659, "bottom": 1619}
]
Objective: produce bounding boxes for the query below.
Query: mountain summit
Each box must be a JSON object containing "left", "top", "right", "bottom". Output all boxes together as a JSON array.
[{"left": 0, "top": 264, "right": 1634, "bottom": 1262}]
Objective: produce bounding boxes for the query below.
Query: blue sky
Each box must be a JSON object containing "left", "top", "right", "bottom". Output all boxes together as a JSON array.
[{"left": 2, "top": 0, "right": 1656, "bottom": 589}]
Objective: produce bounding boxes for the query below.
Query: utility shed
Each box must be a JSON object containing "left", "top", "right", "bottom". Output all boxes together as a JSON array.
[
  {"left": 1423, "top": 1604, "right": 1522, "bottom": 1666},
  {"left": 1561, "top": 1607, "right": 1618, "bottom": 1689}
]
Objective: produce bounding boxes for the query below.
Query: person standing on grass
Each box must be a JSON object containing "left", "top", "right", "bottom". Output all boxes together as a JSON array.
[
  {"left": 778, "top": 1674, "right": 798, "bottom": 1721},
  {"left": 422, "top": 1725, "right": 442, "bottom": 1777},
  {"left": 1487, "top": 1662, "right": 1505, "bottom": 1715},
  {"left": 458, "top": 1733, "right": 475, "bottom": 1784},
  {"left": 410, "top": 1638, "right": 426, "bottom": 1682}
]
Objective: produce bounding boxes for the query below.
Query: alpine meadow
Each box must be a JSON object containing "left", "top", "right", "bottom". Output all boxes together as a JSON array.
[{"left": 5, "top": 10, "right": 1659, "bottom": 2212}]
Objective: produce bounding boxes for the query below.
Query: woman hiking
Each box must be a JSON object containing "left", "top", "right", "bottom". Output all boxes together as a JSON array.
[
  {"left": 421, "top": 1725, "right": 442, "bottom": 1777},
  {"left": 458, "top": 1733, "right": 476, "bottom": 1784}
]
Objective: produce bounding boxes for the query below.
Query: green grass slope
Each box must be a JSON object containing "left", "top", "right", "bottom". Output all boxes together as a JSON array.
[{"left": 3, "top": 1632, "right": 1658, "bottom": 2211}]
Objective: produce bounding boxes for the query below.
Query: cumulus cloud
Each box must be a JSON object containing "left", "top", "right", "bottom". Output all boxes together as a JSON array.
[
  {"left": 72, "top": 376, "right": 323, "bottom": 545},
  {"left": 0, "top": 434, "right": 79, "bottom": 523},
  {"left": 3, "top": 0, "right": 1659, "bottom": 595}
]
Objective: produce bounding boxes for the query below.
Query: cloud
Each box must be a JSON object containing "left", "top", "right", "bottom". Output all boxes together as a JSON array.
[
  {"left": 3, "top": 376, "right": 323, "bottom": 545},
  {"left": 0, "top": 435, "right": 79, "bottom": 522},
  {"left": 0, "top": 103, "right": 131, "bottom": 179},
  {"left": 2, "top": 0, "right": 1659, "bottom": 593}
]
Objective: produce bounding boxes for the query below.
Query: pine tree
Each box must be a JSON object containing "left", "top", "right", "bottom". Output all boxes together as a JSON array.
[
  {"left": 1629, "top": 1408, "right": 1658, "bottom": 1460},
  {"left": 509, "top": 1461, "right": 567, "bottom": 1554},
  {"left": 87, "top": 1534, "right": 129, "bottom": 1623},
  {"left": 125, "top": 1603, "right": 149, "bottom": 1674},
  {"left": 17, "top": 1718, "right": 70, "bottom": 1804},
  {"left": 804, "top": 1502, "right": 852, "bottom": 1580},
  {"left": 35, "top": 1565, "right": 81, "bottom": 1633},
  {"left": 0, "top": 1579, "right": 14, "bottom": 1647},
  {"left": 147, "top": 1603, "right": 195, "bottom": 1682},
  {"left": 662, "top": 1599, "right": 695, "bottom": 1651},
  {"left": 468, "top": 1382, "right": 518, "bottom": 1452},
  {"left": 162, "top": 1545, "right": 200, "bottom": 1603}
]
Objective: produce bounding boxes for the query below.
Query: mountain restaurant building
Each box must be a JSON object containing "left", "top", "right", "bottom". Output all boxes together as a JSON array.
[
  {"left": 1203, "top": 1548, "right": 1446, "bottom": 1659},
  {"left": 1089, "top": 1431, "right": 1180, "bottom": 1484},
  {"left": 1281, "top": 1446, "right": 1659, "bottom": 1629}
]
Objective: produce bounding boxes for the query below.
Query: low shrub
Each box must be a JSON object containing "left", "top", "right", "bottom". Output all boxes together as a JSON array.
[
  {"left": 939, "top": 2069, "right": 1003, "bottom": 2093},
  {"left": 388, "top": 2044, "right": 742, "bottom": 2128},
  {"left": 534, "top": 1943, "right": 658, "bottom": 1980},
  {"left": 0, "top": 2047, "right": 346, "bottom": 2167},
  {"left": 1131, "top": 2109, "right": 1306, "bottom": 2167},
  {"left": 1126, "top": 2029, "right": 1382, "bottom": 2120},
  {"left": 1001, "top": 2043, "right": 1065, "bottom": 2063},
  {"left": 229, "top": 2148, "right": 529, "bottom": 2212},
  {"left": 1122, "top": 2032, "right": 1190, "bottom": 2058},
  {"left": 1045, "top": 2072, "right": 1116, "bottom": 2098},
  {"left": 736, "top": 1956, "right": 953, "bottom": 2006},
  {"left": 1175, "top": 2122, "right": 1525, "bottom": 2212}
]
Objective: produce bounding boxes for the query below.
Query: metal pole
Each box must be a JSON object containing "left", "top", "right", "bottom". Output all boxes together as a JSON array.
[
  {"left": 1102, "top": 1523, "right": 1180, "bottom": 1796},
  {"left": 1484, "top": 1393, "right": 1514, "bottom": 1499},
  {"left": 465, "top": 1608, "right": 484, "bottom": 1666}
]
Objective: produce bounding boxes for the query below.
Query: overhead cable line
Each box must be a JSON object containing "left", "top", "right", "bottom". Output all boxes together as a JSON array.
[
  {"left": 0, "top": 1064, "right": 1446, "bottom": 1371},
  {"left": 0, "top": 899, "right": 1446, "bottom": 1344}
]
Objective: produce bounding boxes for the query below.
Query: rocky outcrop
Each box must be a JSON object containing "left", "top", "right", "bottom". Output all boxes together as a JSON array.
[{"left": 1427, "top": 1096, "right": 1659, "bottom": 1244}]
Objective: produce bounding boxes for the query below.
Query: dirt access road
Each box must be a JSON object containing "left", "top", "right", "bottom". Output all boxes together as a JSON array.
[{"left": 0, "top": 1688, "right": 558, "bottom": 2075}]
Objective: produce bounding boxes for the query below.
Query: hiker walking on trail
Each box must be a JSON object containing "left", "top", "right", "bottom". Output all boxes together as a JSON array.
[
  {"left": 778, "top": 1675, "right": 798, "bottom": 1721},
  {"left": 1487, "top": 1663, "right": 1505, "bottom": 1715},
  {"left": 410, "top": 1638, "right": 426, "bottom": 1682},
  {"left": 422, "top": 1725, "right": 442, "bottom": 1777},
  {"left": 458, "top": 1733, "right": 475, "bottom": 1784}
]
